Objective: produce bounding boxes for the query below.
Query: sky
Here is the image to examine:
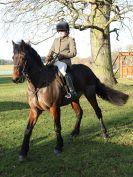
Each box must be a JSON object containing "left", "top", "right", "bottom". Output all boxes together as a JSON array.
[
  {"left": 0, "top": 28, "right": 91, "bottom": 60},
  {"left": 0, "top": 21, "right": 133, "bottom": 60}
]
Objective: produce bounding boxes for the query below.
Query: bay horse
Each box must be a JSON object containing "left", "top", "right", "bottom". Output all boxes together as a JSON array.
[{"left": 12, "top": 40, "right": 128, "bottom": 161}]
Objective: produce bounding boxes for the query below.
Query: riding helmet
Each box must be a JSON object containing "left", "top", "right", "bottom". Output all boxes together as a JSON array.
[{"left": 56, "top": 21, "right": 69, "bottom": 33}]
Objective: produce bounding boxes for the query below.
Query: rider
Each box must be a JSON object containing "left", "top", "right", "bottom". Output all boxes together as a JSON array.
[{"left": 45, "top": 21, "right": 77, "bottom": 98}]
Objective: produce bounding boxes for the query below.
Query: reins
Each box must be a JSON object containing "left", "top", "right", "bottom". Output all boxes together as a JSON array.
[{"left": 46, "top": 51, "right": 59, "bottom": 65}]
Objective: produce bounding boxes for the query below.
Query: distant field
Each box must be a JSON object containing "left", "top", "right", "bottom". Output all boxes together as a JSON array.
[
  {"left": 0, "top": 65, "right": 13, "bottom": 70},
  {"left": 0, "top": 65, "right": 13, "bottom": 75}
]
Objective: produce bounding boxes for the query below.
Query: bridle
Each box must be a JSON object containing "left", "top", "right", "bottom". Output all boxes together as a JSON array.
[
  {"left": 12, "top": 43, "right": 44, "bottom": 85},
  {"left": 21, "top": 60, "right": 29, "bottom": 79},
  {"left": 14, "top": 59, "right": 29, "bottom": 80}
]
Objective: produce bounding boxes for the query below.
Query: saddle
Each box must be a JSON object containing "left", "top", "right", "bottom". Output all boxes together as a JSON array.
[{"left": 38, "top": 64, "right": 78, "bottom": 102}]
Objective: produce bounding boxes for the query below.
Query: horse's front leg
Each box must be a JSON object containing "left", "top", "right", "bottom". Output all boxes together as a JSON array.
[
  {"left": 19, "top": 108, "right": 42, "bottom": 161},
  {"left": 50, "top": 106, "right": 63, "bottom": 154}
]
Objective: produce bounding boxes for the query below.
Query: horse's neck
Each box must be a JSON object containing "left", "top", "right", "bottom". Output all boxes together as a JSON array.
[
  {"left": 28, "top": 61, "right": 44, "bottom": 88},
  {"left": 28, "top": 64, "right": 58, "bottom": 89}
]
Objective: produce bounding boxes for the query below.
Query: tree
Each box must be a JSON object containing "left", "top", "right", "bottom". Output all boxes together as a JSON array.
[{"left": 1, "top": 0, "right": 133, "bottom": 84}]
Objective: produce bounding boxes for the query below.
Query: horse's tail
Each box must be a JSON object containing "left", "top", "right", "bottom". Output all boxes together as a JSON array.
[{"left": 95, "top": 79, "right": 129, "bottom": 106}]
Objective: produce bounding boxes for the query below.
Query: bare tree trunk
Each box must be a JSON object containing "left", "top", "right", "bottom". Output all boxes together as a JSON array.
[{"left": 90, "top": 1, "right": 117, "bottom": 85}]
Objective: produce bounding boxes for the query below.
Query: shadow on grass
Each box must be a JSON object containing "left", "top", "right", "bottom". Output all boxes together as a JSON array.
[
  {"left": 0, "top": 101, "right": 28, "bottom": 112},
  {"left": 0, "top": 76, "right": 12, "bottom": 84},
  {"left": 0, "top": 109, "right": 133, "bottom": 177},
  {"left": 0, "top": 131, "right": 133, "bottom": 177},
  {"left": 0, "top": 106, "right": 133, "bottom": 177}
]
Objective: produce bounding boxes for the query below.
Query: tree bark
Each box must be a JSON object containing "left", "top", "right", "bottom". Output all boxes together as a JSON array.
[{"left": 90, "top": 1, "right": 117, "bottom": 85}]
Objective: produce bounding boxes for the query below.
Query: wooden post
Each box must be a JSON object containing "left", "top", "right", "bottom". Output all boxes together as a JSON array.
[{"left": 119, "top": 54, "right": 123, "bottom": 78}]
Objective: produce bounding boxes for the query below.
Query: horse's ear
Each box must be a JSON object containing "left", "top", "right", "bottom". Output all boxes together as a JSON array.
[
  {"left": 12, "top": 40, "right": 16, "bottom": 46},
  {"left": 21, "top": 40, "right": 25, "bottom": 45},
  {"left": 12, "top": 40, "right": 17, "bottom": 51},
  {"left": 20, "top": 40, "right": 26, "bottom": 51}
]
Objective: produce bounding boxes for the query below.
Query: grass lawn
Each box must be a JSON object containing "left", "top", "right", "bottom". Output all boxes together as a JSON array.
[{"left": 0, "top": 75, "right": 133, "bottom": 177}]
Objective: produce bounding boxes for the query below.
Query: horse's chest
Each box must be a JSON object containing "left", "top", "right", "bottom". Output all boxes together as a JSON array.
[
  {"left": 28, "top": 92, "right": 41, "bottom": 109},
  {"left": 27, "top": 87, "right": 58, "bottom": 110},
  {"left": 37, "top": 88, "right": 59, "bottom": 109}
]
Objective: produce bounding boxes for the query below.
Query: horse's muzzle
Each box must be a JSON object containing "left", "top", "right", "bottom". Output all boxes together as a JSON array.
[{"left": 12, "top": 76, "right": 25, "bottom": 83}]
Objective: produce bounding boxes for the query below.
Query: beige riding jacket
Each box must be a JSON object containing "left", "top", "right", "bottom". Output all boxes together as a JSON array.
[{"left": 48, "top": 36, "right": 77, "bottom": 66}]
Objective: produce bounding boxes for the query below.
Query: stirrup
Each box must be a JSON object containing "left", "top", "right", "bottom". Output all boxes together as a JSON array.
[
  {"left": 70, "top": 91, "right": 78, "bottom": 98},
  {"left": 65, "top": 92, "right": 71, "bottom": 99}
]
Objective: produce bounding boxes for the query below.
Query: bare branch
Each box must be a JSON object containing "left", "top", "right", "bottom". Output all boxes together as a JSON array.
[
  {"left": 30, "top": 32, "right": 57, "bottom": 45},
  {"left": 110, "top": 28, "right": 119, "bottom": 40},
  {"left": 1, "top": 0, "right": 133, "bottom": 44}
]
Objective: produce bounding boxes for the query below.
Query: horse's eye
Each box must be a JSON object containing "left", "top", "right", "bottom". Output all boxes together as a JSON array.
[
  {"left": 22, "top": 57, "right": 25, "bottom": 61},
  {"left": 20, "top": 54, "right": 25, "bottom": 60}
]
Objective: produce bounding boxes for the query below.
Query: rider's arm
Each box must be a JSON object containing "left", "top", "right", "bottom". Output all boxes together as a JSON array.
[{"left": 68, "top": 37, "right": 77, "bottom": 58}]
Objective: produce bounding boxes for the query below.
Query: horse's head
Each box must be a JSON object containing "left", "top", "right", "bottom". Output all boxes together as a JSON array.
[
  {"left": 12, "top": 40, "right": 27, "bottom": 83},
  {"left": 12, "top": 40, "right": 44, "bottom": 84}
]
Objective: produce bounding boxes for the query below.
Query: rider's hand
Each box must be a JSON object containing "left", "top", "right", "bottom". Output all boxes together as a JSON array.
[
  {"left": 45, "top": 55, "right": 53, "bottom": 64},
  {"left": 58, "top": 54, "right": 64, "bottom": 60}
]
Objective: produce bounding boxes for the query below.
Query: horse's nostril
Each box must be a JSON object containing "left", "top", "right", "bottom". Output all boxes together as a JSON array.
[
  {"left": 12, "top": 76, "right": 25, "bottom": 83},
  {"left": 12, "top": 77, "right": 19, "bottom": 83}
]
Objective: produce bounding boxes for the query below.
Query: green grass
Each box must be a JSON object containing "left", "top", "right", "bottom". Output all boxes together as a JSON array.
[{"left": 0, "top": 75, "right": 133, "bottom": 177}]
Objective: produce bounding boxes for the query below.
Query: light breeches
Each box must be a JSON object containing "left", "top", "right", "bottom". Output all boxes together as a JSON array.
[{"left": 54, "top": 60, "right": 67, "bottom": 76}]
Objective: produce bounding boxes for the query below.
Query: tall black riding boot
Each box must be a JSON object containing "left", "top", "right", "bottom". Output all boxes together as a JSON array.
[{"left": 65, "top": 73, "right": 77, "bottom": 98}]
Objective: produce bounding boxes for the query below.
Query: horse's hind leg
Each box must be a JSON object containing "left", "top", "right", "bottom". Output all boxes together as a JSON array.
[
  {"left": 50, "top": 106, "right": 63, "bottom": 154},
  {"left": 19, "top": 108, "right": 42, "bottom": 161},
  {"left": 85, "top": 92, "right": 109, "bottom": 139},
  {"left": 70, "top": 101, "right": 83, "bottom": 138}
]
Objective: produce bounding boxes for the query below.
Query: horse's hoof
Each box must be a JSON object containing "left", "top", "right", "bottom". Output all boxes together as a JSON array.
[
  {"left": 70, "top": 132, "right": 79, "bottom": 138},
  {"left": 69, "top": 133, "right": 79, "bottom": 144},
  {"left": 19, "top": 155, "right": 26, "bottom": 162},
  {"left": 68, "top": 136, "right": 73, "bottom": 144},
  {"left": 54, "top": 148, "right": 62, "bottom": 155},
  {"left": 69, "top": 134, "right": 76, "bottom": 143},
  {"left": 102, "top": 133, "right": 110, "bottom": 140}
]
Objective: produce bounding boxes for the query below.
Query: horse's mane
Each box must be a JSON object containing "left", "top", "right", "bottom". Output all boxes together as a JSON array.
[{"left": 18, "top": 40, "right": 44, "bottom": 67}]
